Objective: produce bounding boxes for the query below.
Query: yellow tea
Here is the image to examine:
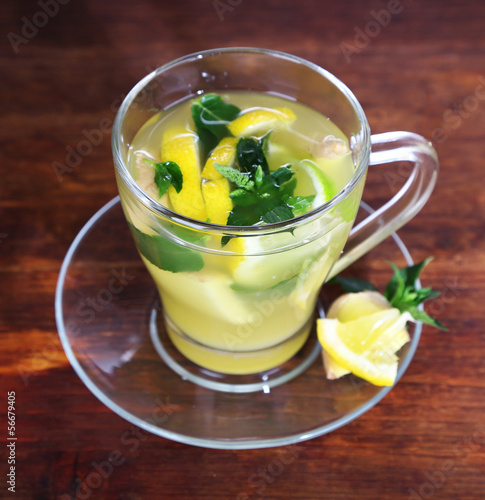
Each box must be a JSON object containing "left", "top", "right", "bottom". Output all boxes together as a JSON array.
[{"left": 118, "top": 91, "right": 361, "bottom": 374}]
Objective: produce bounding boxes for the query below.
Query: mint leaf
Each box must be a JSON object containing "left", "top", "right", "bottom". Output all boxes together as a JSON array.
[
  {"left": 256, "top": 198, "right": 294, "bottom": 224},
  {"left": 214, "top": 164, "right": 254, "bottom": 191},
  {"left": 128, "top": 223, "right": 204, "bottom": 273},
  {"left": 259, "top": 131, "right": 272, "bottom": 154},
  {"left": 415, "top": 287, "right": 441, "bottom": 301},
  {"left": 384, "top": 258, "right": 440, "bottom": 312},
  {"left": 219, "top": 137, "right": 303, "bottom": 226},
  {"left": 283, "top": 195, "right": 315, "bottom": 216},
  {"left": 385, "top": 257, "right": 434, "bottom": 304},
  {"left": 230, "top": 189, "right": 259, "bottom": 207},
  {"left": 384, "top": 261, "right": 406, "bottom": 305},
  {"left": 402, "top": 306, "right": 447, "bottom": 331},
  {"left": 226, "top": 205, "right": 260, "bottom": 227},
  {"left": 191, "top": 94, "right": 240, "bottom": 154},
  {"left": 153, "top": 166, "right": 171, "bottom": 198},
  {"left": 144, "top": 159, "right": 183, "bottom": 198},
  {"left": 237, "top": 137, "right": 269, "bottom": 176},
  {"left": 254, "top": 165, "right": 264, "bottom": 188},
  {"left": 402, "top": 257, "right": 435, "bottom": 286},
  {"left": 267, "top": 165, "right": 294, "bottom": 186},
  {"left": 279, "top": 177, "right": 297, "bottom": 199},
  {"left": 259, "top": 165, "right": 294, "bottom": 194},
  {"left": 332, "top": 257, "right": 446, "bottom": 330},
  {"left": 164, "top": 161, "right": 183, "bottom": 192}
]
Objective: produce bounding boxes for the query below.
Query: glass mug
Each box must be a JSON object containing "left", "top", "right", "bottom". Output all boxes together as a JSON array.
[{"left": 112, "top": 48, "right": 438, "bottom": 387}]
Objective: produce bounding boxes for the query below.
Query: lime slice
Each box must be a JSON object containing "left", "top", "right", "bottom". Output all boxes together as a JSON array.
[
  {"left": 161, "top": 127, "right": 207, "bottom": 221},
  {"left": 228, "top": 107, "right": 296, "bottom": 137},
  {"left": 317, "top": 291, "right": 412, "bottom": 386},
  {"left": 267, "top": 142, "right": 337, "bottom": 210},
  {"left": 295, "top": 159, "right": 336, "bottom": 210}
]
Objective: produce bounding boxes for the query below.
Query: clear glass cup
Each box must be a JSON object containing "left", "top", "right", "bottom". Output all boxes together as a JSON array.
[{"left": 112, "top": 48, "right": 438, "bottom": 386}]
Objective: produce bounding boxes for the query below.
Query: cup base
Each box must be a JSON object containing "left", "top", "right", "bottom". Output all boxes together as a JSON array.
[{"left": 149, "top": 303, "right": 323, "bottom": 393}]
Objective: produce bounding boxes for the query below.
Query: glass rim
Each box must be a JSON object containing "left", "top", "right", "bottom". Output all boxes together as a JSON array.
[{"left": 112, "top": 46, "right": 371, "bottom": 234}]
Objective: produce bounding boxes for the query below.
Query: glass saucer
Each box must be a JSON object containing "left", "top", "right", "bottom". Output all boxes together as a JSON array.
[{"left": 55, "top": 197, "right": 421, "bottom": 449}]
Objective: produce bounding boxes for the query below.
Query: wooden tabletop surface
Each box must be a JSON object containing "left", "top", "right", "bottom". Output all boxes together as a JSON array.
[{"left": 2, "top": 0, "right": 485, "bottom": 498}]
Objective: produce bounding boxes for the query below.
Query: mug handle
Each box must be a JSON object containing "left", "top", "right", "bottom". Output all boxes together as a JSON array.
[{"left": 327, "top": 131, "right": 439, "bottom": 280}]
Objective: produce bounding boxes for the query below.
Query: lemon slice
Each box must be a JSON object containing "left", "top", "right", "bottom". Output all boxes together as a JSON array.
[
  {"left": 201, "top": 137, "right": 237, "bottom": 225},
  {"left": 318, "top": 318, "right": 398, "bottom": 386},
  {"left": 161, "top": 127, "right": 207, "bottom": 221},
  {"left": 327, "top": 291, "right": 395, "bottom": 322},
  {"left": 228, "top": 107, "right": 296, "bottom": 137},
  {"left": 317, "top": 291, "right": 411, "bottom": 386},
  {"left": 325, "top": 292, "right": 411, "bottom": 365}
]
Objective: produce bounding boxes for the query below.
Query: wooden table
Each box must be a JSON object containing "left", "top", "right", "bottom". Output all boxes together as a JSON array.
[{"left": 2, "top": 0, "right": 484, "bottom": 498}]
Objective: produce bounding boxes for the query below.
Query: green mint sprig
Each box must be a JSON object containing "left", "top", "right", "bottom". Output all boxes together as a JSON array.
[
  {"left": 191, "top": 94, "right": 241, "bottom": 155},
  {"left": 144, "top": 159, "right": 183, "bottom": 198},
  {"left": 128, "top": 222, "right": 203, "bottom": 273},
  {"left": 236, "top": 135, "right": 270, "bottom": 176},
  {"left": 331, "top": 257, "right": 447, "bottom": 330},
  {"left": 215, "top": 136, "right": 314, "bottom": 230}
]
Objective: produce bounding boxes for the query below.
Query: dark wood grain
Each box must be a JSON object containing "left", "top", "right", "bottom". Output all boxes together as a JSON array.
[{"left": 2, "top": 0, "right": 485, "bottom": 499}]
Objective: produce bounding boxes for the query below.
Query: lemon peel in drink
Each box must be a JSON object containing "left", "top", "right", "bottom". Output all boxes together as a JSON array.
[
  {"left": 201, "top": 137, "right": 238, "bottom": 225},
  {"left": 161, "top": 127, "right": 207, "bottom": 221},
  {"left": 317, "top": 291, "right": 412, "bottom": 386},
  {"left": 228, "top": 107, "right": 296, "bottom": 137}
]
